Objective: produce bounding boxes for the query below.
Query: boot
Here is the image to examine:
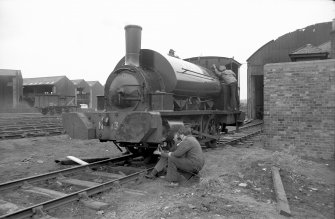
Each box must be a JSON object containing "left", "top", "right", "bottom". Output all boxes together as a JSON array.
[{"left": 145, "top": 168, "right": 158, "bottom": 179}]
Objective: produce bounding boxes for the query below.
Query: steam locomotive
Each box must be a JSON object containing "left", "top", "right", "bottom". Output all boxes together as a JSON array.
[{"left": 62, "top": 25, "right": 244, "bottom": 154}]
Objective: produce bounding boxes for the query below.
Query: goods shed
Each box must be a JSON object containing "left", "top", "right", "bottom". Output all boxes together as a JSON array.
[
  {"left": 71, "top": 79, "right": 90, "bottom": 107},
  {"left": 0, "top": 69, "right": 23, "bottom": 111},
  {"left": 86, "top": 81, "right": 104, "bottom": 110},
  {"left": 247, "top": 21, "right": 332, "bottom": 119},
  {"left": 23, "top": 76, "right": 75, "bottom": 107}
]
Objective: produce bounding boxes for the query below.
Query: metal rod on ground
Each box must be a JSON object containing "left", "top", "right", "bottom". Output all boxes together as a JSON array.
[
  {"left": 66, "top": 156, "right": 89, "bottom": 165},
  {"left": 271, "top": 166, "right": 292, "bottom": 217},
  {"left": 54, "top": 157, "right": 111, "bottom": 165}
]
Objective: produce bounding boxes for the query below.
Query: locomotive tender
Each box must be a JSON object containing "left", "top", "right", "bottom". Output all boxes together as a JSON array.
[{"left": 63, "top": 25, "right": 244, "bottom": 152}]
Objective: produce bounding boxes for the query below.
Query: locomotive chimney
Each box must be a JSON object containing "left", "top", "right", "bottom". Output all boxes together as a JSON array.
[{"left": 124, "top": 25, "right": 142, "bottom": 66}]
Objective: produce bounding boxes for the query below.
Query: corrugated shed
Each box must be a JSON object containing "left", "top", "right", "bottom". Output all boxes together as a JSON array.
[
  {"left": 86, "top": 81, "right": 104, "bottom": 109},
  {"left": 23, "top": 76, "right": 75, "bottom": 96},
  {"left": 247, "top": 21, "right": 332, "bottom": 64},
  {"left": 247, "top": 21, "right": 332, "bottom": 120},
  {"left": 23, "top": 76, "right": 65, "bottom": 86}
]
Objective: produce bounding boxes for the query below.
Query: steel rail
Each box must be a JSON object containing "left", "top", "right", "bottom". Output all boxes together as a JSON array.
[
  {"left": 0, "top": 154, "right": 136, "bottom": 192},
  {"left": 239, "top": 121, "right": 263, "bottom": 129},
  {"left": 0, "top": 167, "right": 153, "bottom": 219},
  {"left": 218, "top": 129, "right": 262, "bottom": 146},
  {"left": 228, "top": 122, "right": 263, "bottom": 134}
]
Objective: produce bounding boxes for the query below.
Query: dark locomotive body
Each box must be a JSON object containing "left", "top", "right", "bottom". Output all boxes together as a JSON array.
[{"left": 63, "top": 25, "right": 244, "bottom": 151}]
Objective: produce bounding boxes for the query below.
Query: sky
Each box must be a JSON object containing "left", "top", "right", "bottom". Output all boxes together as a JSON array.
[{"left": 0, "top": 0, "right": 334, "bottom": 99}]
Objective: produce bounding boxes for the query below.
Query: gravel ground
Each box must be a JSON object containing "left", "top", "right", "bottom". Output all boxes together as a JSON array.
[{"left": 0, "top": 134, "right": 334, "bottom": 218}]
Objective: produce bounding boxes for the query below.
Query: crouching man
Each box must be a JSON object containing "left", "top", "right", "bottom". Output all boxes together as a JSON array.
[{"left": 146, "top": 126, "right": 205, "bottom": 186}]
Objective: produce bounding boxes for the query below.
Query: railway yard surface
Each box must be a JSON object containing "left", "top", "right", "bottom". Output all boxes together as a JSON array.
[{"left": 0, "top": 115, "right": 334, "bottom": 219}]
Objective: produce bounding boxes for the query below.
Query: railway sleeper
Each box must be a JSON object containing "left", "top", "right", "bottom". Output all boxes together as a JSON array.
[
  {"left": 0, "top": 199, "right": 20, "bottom": 215},
  {"left": 22, "top": 186, "right": 66, "bottom": 199},
  {"left": 58, "top": 178, "right": 101, "bottom": 188},
  {"left": 32, "top": 206, "right": 58, "bottom": 219},
  {"left": 78, "top": 192, "right": 109, "bottom": 210}
]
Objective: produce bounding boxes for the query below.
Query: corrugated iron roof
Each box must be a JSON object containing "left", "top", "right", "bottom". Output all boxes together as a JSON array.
[
  {"left": 86, "top": 81, "right": 102, "bottom": 87},
  {"left": 290, "top": 44, "right": 324, "bottom": 55},
  {"left": 317, "top": 41, "right": 331, "bottom": 53},
  {"left": 71, "top": 79, "right": 90, "bottom": 92},
  {"left": 0, "top": 69, "right": 21, "bottom": 76},
  {"left": 247, "top": 21, "right": 332, "bottom": 62},
  {"left": 23, "top": 76, "right": 65, "bottom": 86},
  {"left": 71, "top": 79, "right": 85, "bottom": 86},
  {"left": 86, "top": 81, "right": 97, "bottom": 86}
]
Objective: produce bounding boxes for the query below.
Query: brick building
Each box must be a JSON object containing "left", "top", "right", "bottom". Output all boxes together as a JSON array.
[
  {"left": 262, "top": 19, "right": 335, "bottom": 159},
  {"left": 263, "top": 60, "right": 335, "bottom": 159},
  {"left": 247, "top": 21, "right": 332, "bottom": 119}
]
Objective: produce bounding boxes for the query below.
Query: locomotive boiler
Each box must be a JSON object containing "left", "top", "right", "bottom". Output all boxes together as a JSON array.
[{"left": 63, "top": 25, "right": 244, "bottom": 152}]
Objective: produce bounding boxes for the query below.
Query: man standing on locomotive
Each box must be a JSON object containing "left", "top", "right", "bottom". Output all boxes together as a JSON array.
[
  {"left": 145, "top": 126, "right": 205, "bottom": 187},
  {"left": 212, "top": 64, "right": 240, "bottom": 111}
]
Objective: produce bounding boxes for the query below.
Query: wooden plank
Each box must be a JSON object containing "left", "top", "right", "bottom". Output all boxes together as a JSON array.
[
  {"left": 0, "top": 199, "right": 20, "bottom": 214},
  {"left": 123, "top": 188, "right": 147, "bottom": 196},
  {"left": 22, "top": 186, "right": 66, "bottom": 198},
  {"left": 59, "top": 178, "right": 101, "bottom": 188},
  {"left": 271, "top": 166, "right": 292, "bottom": 217}
]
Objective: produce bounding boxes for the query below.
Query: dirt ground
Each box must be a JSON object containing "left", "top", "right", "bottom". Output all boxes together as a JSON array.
[{"left": 0, "top": 134, "right": 334, "bottom": 219}]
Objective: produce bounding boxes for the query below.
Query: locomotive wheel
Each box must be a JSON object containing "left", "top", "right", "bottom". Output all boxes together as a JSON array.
[
  {"left": 41, "top": 108, "right": 48, "bottom": 115},
  {"left": 126, "top": 146, "right": 140, "bottom": 156},
  {"left": 205, "top": 139, "right": 217, "bottom": 148},
  {"left": 202, "top": 116, "right": 219, "bottom": 148},
  {"left": 125, "top": 145, "right": 158, "bottom": 164},
  {"left": 56, "top": 107, "right": 62, "bottom": 114},
  {"left": 49, "top": 108, "right": 55, "bottom": 115}
]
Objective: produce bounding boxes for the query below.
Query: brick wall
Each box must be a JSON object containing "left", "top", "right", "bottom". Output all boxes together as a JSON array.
[{"left": 264, "top": 59, "right": 335, "bottom": 159}]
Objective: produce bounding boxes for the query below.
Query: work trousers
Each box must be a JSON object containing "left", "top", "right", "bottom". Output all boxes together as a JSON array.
[
  {"left": 229, "top": 82, "right": 239, "bottom": 110},
  {"left": 154, "top": 156, "right": 201, "bottom": 182}
]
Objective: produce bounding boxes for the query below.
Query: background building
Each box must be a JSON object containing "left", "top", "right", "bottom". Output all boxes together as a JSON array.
[
  {"left": 262, "top": 19, "right": 335, "bottom": 159},
  {"left": 87, "top": 81, "right": 104, "bottom": 110},
  {"left": 71, "top": 79, "right": 90, "bottom": 107},
  {"left": 0, "top": 69, "right": 23, "bottom": 112},
  {"left": 247, "top": 21, "right": 332, "bottom": 119},
  {"left": 23, "top": 76, "right": 75, "bottom": 107}
]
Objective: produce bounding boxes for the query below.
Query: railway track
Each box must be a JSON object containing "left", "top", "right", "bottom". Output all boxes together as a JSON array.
[
  {"left": 0, "top": 154, "right": 152, "bottom": 219},
  {"left": 0, "top": 114, "right": 63, "bottom": 140},
  {"left": 0, "top": 121, "right": 263, "bottom": 218},
  {"left": 218, "top": 120, "right": 263, "bottom": 145}
]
